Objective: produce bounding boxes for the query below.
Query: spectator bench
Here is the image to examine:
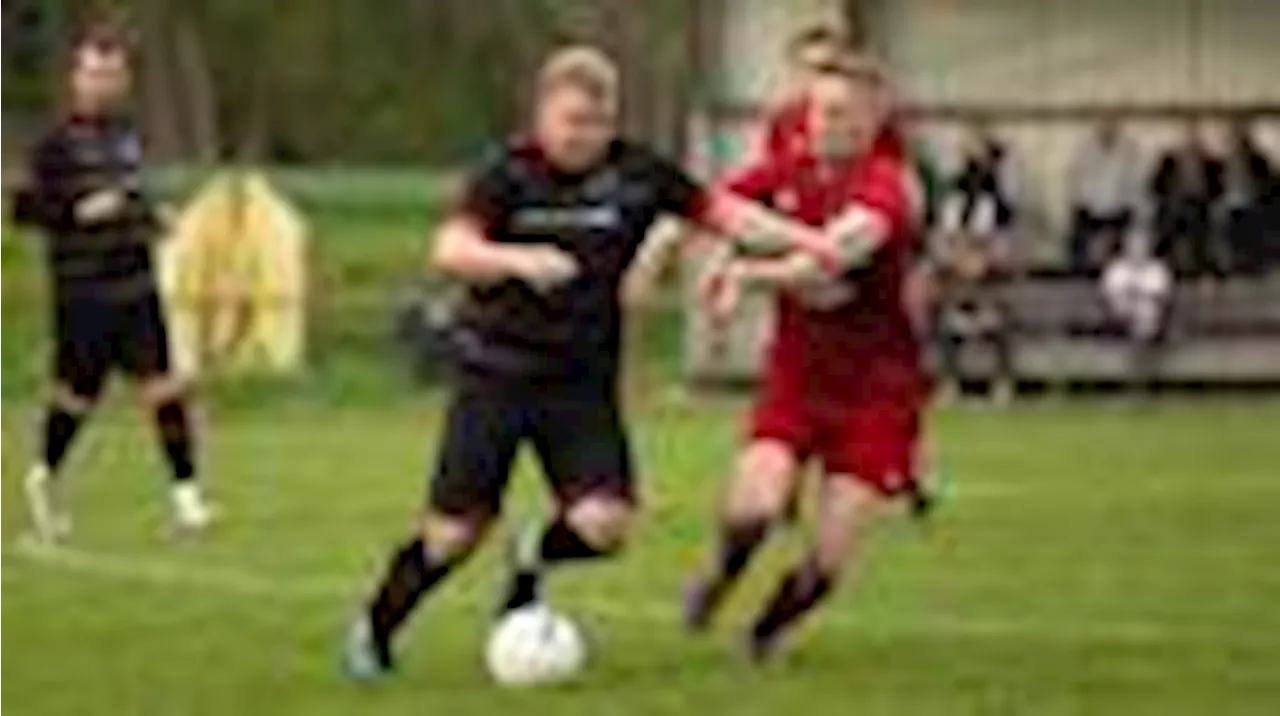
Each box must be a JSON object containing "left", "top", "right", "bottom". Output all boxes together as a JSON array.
[
  {"left": 996, "top": 273, "right": 1280, "bottom": 382},
  {"left": 683, "top": 272, "right": 1280, "bottom": 385}
]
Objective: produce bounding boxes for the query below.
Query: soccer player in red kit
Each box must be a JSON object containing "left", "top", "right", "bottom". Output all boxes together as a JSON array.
[{"left": 686, "top": 63, "right": 928, "bottom": 661}]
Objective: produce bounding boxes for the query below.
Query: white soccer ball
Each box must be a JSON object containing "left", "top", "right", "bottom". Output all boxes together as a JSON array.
[{"left": 484, "top": 605, "right": 586, "bottom": 686}]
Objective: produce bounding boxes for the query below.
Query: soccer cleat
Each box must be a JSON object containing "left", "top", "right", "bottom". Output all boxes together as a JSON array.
[
  {"left": 904, "top": 477, "right": 936, "bottom": 523},
  {"left": 499, "top": 522, "right": 544, "bottom": 615},
  {"left": 683, "top": 577, "right": 727, "bottom": 633},
  {"left": 170, "top": 482, "right": 215, "bottom": 533},
  {"left": 745, "top": 626, "right": 784, "bottom": 664},
  {"left": 24, "top": 464, "right": 72, "bottom": 543},
  {"left": 341, "top": 615, "right": 392, "bottom": 682}
]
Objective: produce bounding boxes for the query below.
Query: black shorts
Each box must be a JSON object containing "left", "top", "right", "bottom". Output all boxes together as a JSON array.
[
  {"left": 54, "top": 290, "right": 171, "bottom": 394},
  {"left": 429, "top": 383, "right": 634, "bottom": 517}
]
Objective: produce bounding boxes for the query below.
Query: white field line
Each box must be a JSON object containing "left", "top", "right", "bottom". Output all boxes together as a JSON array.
[{"left": 2, "top": 540, "right": 1206, "bottom": 646}]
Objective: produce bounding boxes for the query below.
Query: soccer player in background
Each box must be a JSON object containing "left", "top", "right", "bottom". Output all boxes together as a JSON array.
[
  {"left": 13, "top": 29, "right": 212, "bottom": 542},
  {"left": 750, "top": 23, "right": 853, "bottom": 165},
  {"left": 686, "top": 63, "right": 929, "bottom": 661},
  {"left": 342, "top": 46, "right": 844, "bottom": 680}
]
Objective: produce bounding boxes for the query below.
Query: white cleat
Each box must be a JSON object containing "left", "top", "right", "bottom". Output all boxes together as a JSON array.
[
  {"left": 24, "top": 464, "right": 72, "bottom": 544},
  {"left": 170, "top": 482, "right": 216, "bottom": 533},
  {"left": 341, "top": 615, "right": 391, "bottom": 682}
]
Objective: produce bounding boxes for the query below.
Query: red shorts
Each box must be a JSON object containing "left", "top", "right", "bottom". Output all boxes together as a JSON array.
[{"left": 749, "top": 372, "right": 920, "bottom": 496}]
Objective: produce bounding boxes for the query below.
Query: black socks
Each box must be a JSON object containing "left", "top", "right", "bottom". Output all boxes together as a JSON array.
[
  {"left": 154, "top": 400, "right": 195, "bottom": 482},
  {"left": 752, "top": 557, "right": 835, "bottom": 645},
  {"left": 502, "top": 518, "right": 615, "bottom": 614},
  {"left": 42, "top": 406, "right": 84, "bottom": 471},
  {"left": 368, "top": 538, "right": 454, "bottom": 654},
  {"left": 539, "top": 518, "right": 609, "bottom": 564}
]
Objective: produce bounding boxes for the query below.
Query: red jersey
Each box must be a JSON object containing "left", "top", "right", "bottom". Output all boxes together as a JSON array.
[
  {"left": 723, "top": 137, "right": 924, "bottom": 405},
  {"left": 748, "top": 98, "right": 809, "bottom": 166}
]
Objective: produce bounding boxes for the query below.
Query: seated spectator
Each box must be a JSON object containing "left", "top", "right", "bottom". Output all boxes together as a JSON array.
[
  {"left": 1220, "top": 119, "right": 1277, "bottom": 274},
  {"left": 1101, "top": 233, "right": 1173, "bottom": 388},
  {"left": 1066, "top": 118, "right": 1143, "bottom": 273},
  {"left": 933, "top": 231, "right": 1015, "bottom": 406},
  {"left": 937, "top": 122, "right": 1020, "bottom": 270},
  {"left": 1150, "top": 122, "right": 1226, "bottom": 279}
]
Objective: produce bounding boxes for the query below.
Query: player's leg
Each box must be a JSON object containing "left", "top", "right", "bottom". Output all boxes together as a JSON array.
[
  {"left": 747, "top": 403, "right": 913, "bottom": 659},
  {"left": 122, "top": 291, "right": 210, "bottom": 530},
  {"left": 25, "top": 298, "right": 110, "bottom": 543},
  {"left": 685, "top": 374, "right": 810, "bottom": 630},
  {"left": 349, "top": 390, "right": 524, "bottom": 678},
  {"left": 748, "top": 473, "right": 886, "bottom": 660},
  {"left": 501, "top": 390, "right": 636, "bottom": 613},
  {"left": 685, "top": 438, "right": 803, "bottom": 630}
]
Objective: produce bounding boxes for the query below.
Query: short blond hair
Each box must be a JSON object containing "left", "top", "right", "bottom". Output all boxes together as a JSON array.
[{"left": 537, "top": 45, "right": 619, "bottom": 103}]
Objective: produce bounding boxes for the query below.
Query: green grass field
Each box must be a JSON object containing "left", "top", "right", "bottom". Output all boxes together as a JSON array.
[
  {"left": 4, "top": 201, "right": 1280, "bottom": 714},
  {"left": 4, "top": 400, "right": 1280, "bottom": 715}
]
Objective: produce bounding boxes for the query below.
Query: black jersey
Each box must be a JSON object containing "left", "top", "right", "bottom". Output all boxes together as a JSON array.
[
  {"left": 20, "top": 113, "right": 161, "bottom": 301},
  {"left": 450, "top": 137, "right": 707, "bottom": 388}
]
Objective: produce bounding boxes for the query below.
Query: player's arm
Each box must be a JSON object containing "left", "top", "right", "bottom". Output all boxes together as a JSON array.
[
  {"left": 731, "top": 159, "right": 919, "bottom": 288},
  {"left": 620, "top": 216, "right": 688, "bottom": 309},
  {"left": 18, "top": 133, "right": 82, "bottom": 231},
  {"left": 20, "top": 131, "right": 136, "bottom": 231},
  {"left": 651, "top": 155, "right": 842, "bottom": 267},
  {"left": 431, "top": 215, "right": 578, "bottom": 291},
  {"left": 430, "top": 155, "right": 578, "bottom": 290},
  {"left": 710, "top": 203, "right": 890, "bottom": 291}
]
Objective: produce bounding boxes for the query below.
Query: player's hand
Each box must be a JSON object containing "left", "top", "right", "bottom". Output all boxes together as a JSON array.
[
  {"left": 512, "top": 245, "right": 580, "bottom": 292},
  {"left": 73, "top": 188, "right": 128, "bottom": 225},
  {"left": 697, "top": 259, "right": 742, "bottom": 324}
]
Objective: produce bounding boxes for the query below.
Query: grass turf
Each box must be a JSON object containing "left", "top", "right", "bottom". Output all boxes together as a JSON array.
[{"left": 3, "top": 399, "right": 1280, "bottom": 715}]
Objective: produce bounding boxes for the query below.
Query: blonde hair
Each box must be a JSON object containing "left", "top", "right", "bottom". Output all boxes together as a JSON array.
[{"left": 537, "top": 45, "right": 619, "bottom": 104}]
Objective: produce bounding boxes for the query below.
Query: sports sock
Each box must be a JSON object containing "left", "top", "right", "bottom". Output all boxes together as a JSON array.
[
  {"left": 43, "top": 406, "right": 84, "bottom": 472},
  {"left": 154, "top": 400, "right": 195, "bottom": 482},
  {"left": 539, "top": 518, "right": 609, "bottom": 564},
  {"left": 685, "top": 518, "right": 771, "bottom": 629},
  {"left": 717, "top": 518, "right": 769, "bottom": 582},
  {"left": 751, "top": 556, "right": 835, "bottom": 644},
  {"left": 501, "top": 518, "right": 614, "bottom": 613},
  {"left": 368, "top": 538, "right": 453, "bottom": 648}
]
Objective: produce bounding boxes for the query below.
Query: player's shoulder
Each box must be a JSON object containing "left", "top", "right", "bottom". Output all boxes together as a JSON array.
[
  {"left": 463, "top": 136, "right": 547, "bottom": 191},
  {"left": 32, "top": 118, "right": 74, "bottom": 151},
  {"left": 609, "top": 138, "right": 672, "bottom": 170}
]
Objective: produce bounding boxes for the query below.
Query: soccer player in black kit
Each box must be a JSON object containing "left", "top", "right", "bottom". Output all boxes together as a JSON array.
[
  {"left": 343, "top": 46, "right": 842, "bottom": 679},
  {"left": 13, "top": 31, "right": 212, "bottom": 541}
]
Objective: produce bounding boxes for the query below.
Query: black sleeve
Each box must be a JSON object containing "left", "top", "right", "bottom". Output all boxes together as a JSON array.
[
  {"left": 454, "top": 149, "right": 511, "bottom": 232},
  {"left": 644, "top": 148, "right": 709, "bottom": 219},
  {"left": 26, "top": 131, "right": 85, "bottom": 231}
]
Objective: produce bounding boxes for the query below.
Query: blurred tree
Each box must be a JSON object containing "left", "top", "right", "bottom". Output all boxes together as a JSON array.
[{"left": 3, "top": 0, "right": 703, "bottom": 164}]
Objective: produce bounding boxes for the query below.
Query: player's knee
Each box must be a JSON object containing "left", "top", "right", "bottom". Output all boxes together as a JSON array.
[
  {"left": 725, "top": 441, "right": 797, "bottom": 521},
  {"left": 564, "top": 496, "right": 633, "bottom": 552},
  {"left": 421, "top": 512, "right": 490, "bottom": 561},
  {"left": 138, "top": 374, "right": 185, "bottom": 408},
  {"left": 812, "top": 477, "right": 884, "bottom": 573},
  {"left": 53, "top": 381, "right": 101, "bottom": 414}
]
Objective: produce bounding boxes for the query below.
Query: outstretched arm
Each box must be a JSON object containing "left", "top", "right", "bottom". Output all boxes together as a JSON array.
[
  {"left": 431, "top": 215, "right": 578, "bottom": 290},
  {"left": 651, "top": 155, "right": 842, "bottom": 267}
]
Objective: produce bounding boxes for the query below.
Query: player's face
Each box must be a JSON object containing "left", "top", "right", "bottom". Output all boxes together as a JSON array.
[
  {"left": 70, "top": 47, "right": 131, "bottom": 113},
  {"left": 536, "top": 85, "right": 617, "bottom": 173},
  {"left": 808, "top": 75, "right": 879, "bottom": 156}
]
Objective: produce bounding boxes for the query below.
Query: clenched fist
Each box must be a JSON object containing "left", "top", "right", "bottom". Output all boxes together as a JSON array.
[
  {"left": 512, "top": 245, "right": 580, "bottom": 292},
  {"left": 73, "top": 188, "right": 128, "bottom": 225}
]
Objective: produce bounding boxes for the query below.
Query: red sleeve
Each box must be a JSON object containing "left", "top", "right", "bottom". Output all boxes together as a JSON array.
[
  {"left": 848, "top": 155, "right": 915, "bottom": 242},
  {"left": 716, "top": 161, "right": 780, "bottom": 202}
]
